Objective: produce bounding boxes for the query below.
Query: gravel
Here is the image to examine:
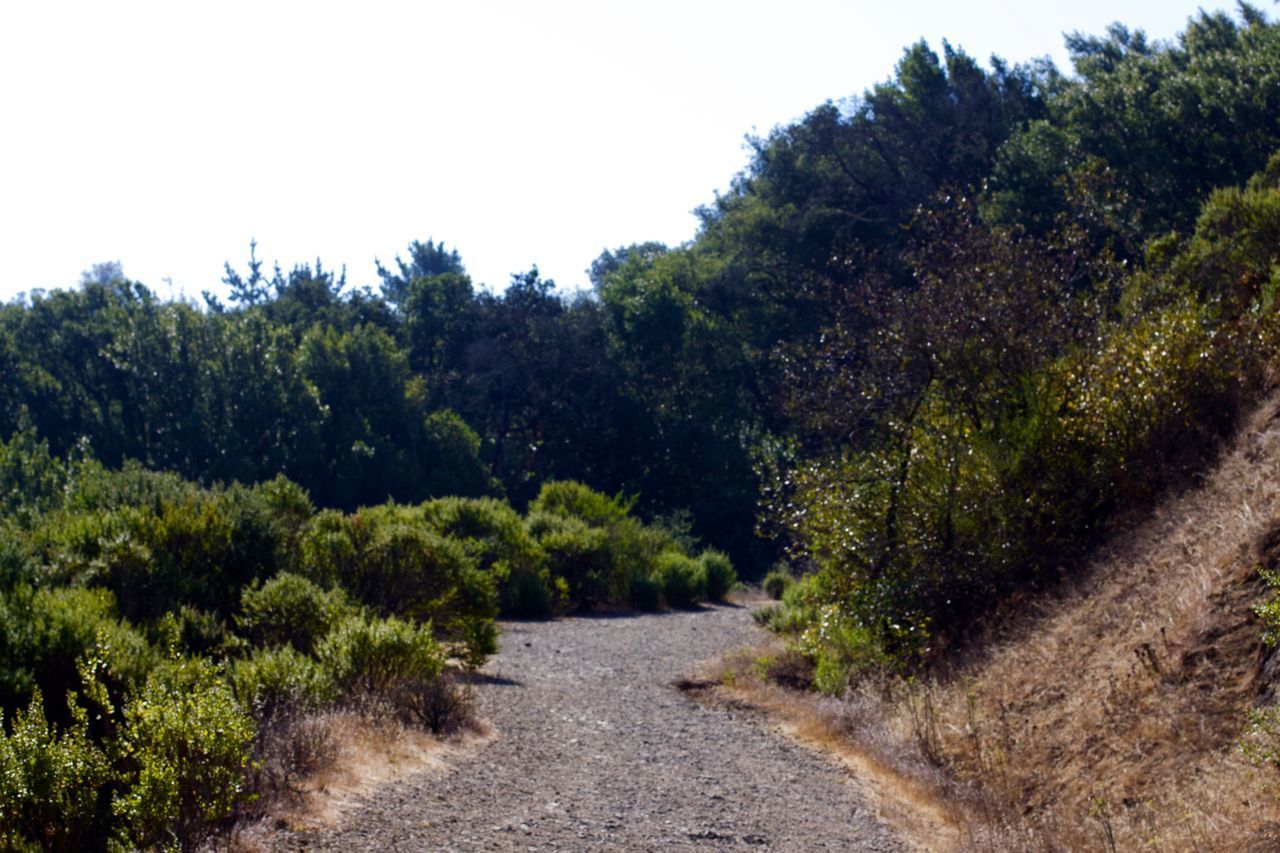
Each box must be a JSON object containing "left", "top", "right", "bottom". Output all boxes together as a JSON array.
[{"left": 278, "top": 602, "right": 903, "bottom": 851}]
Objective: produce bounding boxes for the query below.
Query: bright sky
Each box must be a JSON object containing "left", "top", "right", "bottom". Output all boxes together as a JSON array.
[{"left": 0, "top": 1, "right": 1245, "bottom": 302}]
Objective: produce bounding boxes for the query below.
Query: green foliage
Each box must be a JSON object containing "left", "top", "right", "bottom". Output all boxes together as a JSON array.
[
  {"left": 228, "top": 645, "right": 335, "bottom": 724},
  {"left": 316, "top": 615, "right": 444, "bottom": 698},
  {"left": 501, "top": 570, "right": 555, "bottom": 619},
  {"left": 420, "top": 410, "right": 500, "bottom": 499},
  {"left": 626, "top": 573, "right": 663, "bottom": 611},
  {"left": 238, "top": 572, "right": 353, "bottom": 655},
  {"left": 698, "top": 549, "right": 737, "bottom": 601},
  {"left": 531, "top": 512, "right": 614, "bottom": 607},
  {"left": 0, "top": 585, "right": 152, "bottom": 724},
  {"left": 1241, "top": 705, "right": 1280, "bottom": 776},
  {"left": 0, "top": 689, "right": 111, "bottom": 852},
  {"left": 654, "top": 551, "right": 706, "bottom": 609},
  {"left": 528, "top": 480, "right": 634, "bottom": 527},
  {"left": 1254, "top": 567, "right": 1280, "bottom": 649},
  {"left": 422, "top": 495, "right": 550, "bottom": 617},
  {"left": 0, "top": 424, "right": 72, "bottom": 525},
  {"left": 114, "top": 659, "right": 256, "bottom": 852},
  {"left": 763, "top": 567, "right": 794, "bottom": 600}
]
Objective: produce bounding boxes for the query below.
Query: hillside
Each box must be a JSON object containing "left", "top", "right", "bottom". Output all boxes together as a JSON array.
[{"left": 757, "top": 388, "right": 1280, "bottom": 849}]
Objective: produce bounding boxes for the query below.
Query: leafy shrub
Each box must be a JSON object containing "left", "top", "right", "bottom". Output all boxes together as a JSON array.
[
  {"left": 166, "top": 605, "right": 240, "bottom": 659},
  {"left": 654, "top": 551, "right": 706, "bottom": 609},
  {"left": 238, "top": 572, "right": 353, "bottom": 654},
  {"left": 229, "top": 645, "right": 335, "bottom": 724},
  {"left": 316, "top": 615, "right": 444, "bottom": 699},
  {"left": 422, "top": 496, "right": 543, "bottom": 577},
  {"left": 763, "top": 567, "right": 794, "bottom": 600},
  {"left": 114, "top": 659, "right": 256, "bottom": 852},
  {"left": 528, "top": 480, "right": 633, "bottom": 526},
  {"left": 423, "top": 496, "right": 553, "bottom": 618},
  {"left": 501, "top": 570, "right": 554, "bottom": 619},
  {"left": 805, "top": 611, "right": 892, "bottom": 696},
  {"left": 0, "top": 585, "right": 153, "bottom": 724},
  {"left": 0, "top": 689, "right": 111, "bottom": 852},
  {"left": 626, "top": 573, "right": 663, "bottom": 611},
  {"left": 309, "top": 505, "right": 498, "bottom": 666},
  {"left": 698, "top": 549, "right": 736, "bottom": 601},
  {"left": 535, "top": 516, "right": 613, "bottom": 607}
]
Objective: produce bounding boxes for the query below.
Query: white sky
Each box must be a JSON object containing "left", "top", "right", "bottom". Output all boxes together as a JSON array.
[{"left": 0, "top": 1, "right": 1246, "bottom": 302}]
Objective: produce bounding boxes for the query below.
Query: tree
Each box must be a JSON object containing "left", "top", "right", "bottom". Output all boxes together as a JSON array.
[{"left": 377, "top": 239, "right": 466, "bottom": 306}]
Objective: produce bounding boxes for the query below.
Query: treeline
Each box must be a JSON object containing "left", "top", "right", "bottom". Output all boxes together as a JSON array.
[
  {"left": 0, "top": 432, "right": 734, "bottom": 848},
  {"left": 0, "top": 242, "right": 766, "bottom": 567},
  {"left": 0, "top": 0, "right": 1277, "bottom": 737}
]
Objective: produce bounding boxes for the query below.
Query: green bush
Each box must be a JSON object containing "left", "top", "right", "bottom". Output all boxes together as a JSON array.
[
  {"left": 501, "top": 570, "right": 554, "bottom": 619},
  {"left": 654, "top": 551, "right": 706, "bottom": 609},
  {"left": 0, "top": 689, "right": 111, "bottom": 852},
  {"left": 229, "top": 645, "right": 335, "bottom": 724},
  {"left": 238, "top": 572, "right": 353, "bottom": 654},
  {"left": 804, "top": 610, "right": 892, "bottom": 696},
  {"left": 763, "top": 567, "right": 794, "bottom": 600},
  {"left": 299, "top": 505, "right": 498, "bottom": 667},
  {"left": 535, "top": 516, "right": 613, "bottom": 607},
  {"left": 316, "top": 615, "right": 444, "bottom": 698},
  {"left": 423, "top": 496, "right": 553, "bottom": 618},
  {"left": 528, "top": 480, "right": 633, "bottom": 526},
  {"left": 626, "top": 573, "right": 663, "bottom": 611},
  {"left": 698, "top": 549, "right": 736, "bottom": 601},
  {"left": 0, "top": 585, "right": 153, "bottom": 724},
  {"left": 114, "top": 659, "right": 256, "bottom": 852}
]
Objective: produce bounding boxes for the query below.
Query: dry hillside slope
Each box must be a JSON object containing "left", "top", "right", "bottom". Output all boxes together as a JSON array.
[{"left": 909, "top": 390, "right": 1280, "bottom": 847}]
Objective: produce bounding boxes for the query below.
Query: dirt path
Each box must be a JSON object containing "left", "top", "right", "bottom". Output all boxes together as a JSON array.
[{"left": 281, "top": 603, "right": 903, "bottom": 851}]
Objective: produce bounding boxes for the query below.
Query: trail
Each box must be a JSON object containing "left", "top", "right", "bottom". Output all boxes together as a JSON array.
[{"left": 281, "top": 604, "right": 903, "bottom": 851}]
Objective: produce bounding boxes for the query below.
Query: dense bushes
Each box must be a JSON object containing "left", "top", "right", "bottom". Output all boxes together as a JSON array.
[
  {"left": 0, "top": 690, "right": 110, "bottom": 852},
  {"left": 0, "top": 451, "right": 733, "bottom": 848},
  {"left": 766, "top": 154, "right": 1280, "bottom": 674},
  {"left": 114, "top": 660, "right": 256, "bottom": 852},
  {"left": 526, "top": 481, "right": 736, "bottom": 611}
]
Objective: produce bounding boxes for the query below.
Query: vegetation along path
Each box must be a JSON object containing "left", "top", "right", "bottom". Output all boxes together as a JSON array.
[{"left": 283, "top": 603, "right": 903, "bottom": 851}]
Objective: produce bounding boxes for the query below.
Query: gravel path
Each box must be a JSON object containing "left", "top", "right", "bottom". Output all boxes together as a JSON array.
[{"left": 284, "top": 603, "right": 903, "bottom": 851}]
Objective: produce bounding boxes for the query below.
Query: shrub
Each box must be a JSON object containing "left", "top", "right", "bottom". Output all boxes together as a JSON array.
[
  {"left": 626, "top": 573, "right": 663, "bottom": 611},
  {"left": 654, "top": 551, "right": 706, "bottom": 609},
  {"left": 392, "top": 672, "right": 473, "bottom": 735},
  {"left": 248, "top": 711, "right": 341, "bottom": 805},
  {"left": 698, "top": 549, "right": 737, "bottom": 601},
  {"left": 536, "top": 517, "right": 613, "bottom": 607},
  {"left": 763, "top": 566, "right": 794, "bottom": 600},
  {"left": 423, "top": 496, "right": 552, "bottom": 618},
  {"left": 0, "top": 585, "right": 153, "bottom": 724},
  {"left": 802, "top": 606, "right": 893, "bottom": 696},
  {"left": 528, "top": 480, "right": 633, "bottom": 526},
  {"left": 114, "top": 659, "right": 256, "bottom": 852},
  {"left": 421, "top": 496, "right": 543, "bottom": 579},
  {"left": 0, "top": 689, "right": 111, "bottom": 852},
  {"left": 238, "top": 572, "right": 353, "bottom": 654},
  {"left": 316, "top": 615, "right": 444, "bottom": 699},
  {"left": 501, "top": 570, "right": 554, "bottom": 619},
  {"left": 229, "top": 645, "right": 335, "bottom": 724}
]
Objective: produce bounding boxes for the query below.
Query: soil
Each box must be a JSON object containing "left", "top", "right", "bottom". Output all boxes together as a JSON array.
[{"left": 274, "top": 602, "right": 903, "bottom": 851}]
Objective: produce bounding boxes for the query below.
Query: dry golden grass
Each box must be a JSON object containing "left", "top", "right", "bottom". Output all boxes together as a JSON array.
[
  {"left": 882, "top": 393, "right": 1280, "bottom": 848},
  {"left": 225, "top": 709, "right": 492, "bottom": 849}
]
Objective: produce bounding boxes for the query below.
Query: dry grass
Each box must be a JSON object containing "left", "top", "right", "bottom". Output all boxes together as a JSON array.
[
  {"left": 893, "top": 393, "right": 1280, "bottom": 848},
  {"left": 721, "top": 393, "right": 1280, "bottom": 850},
  {"left": 225, "top": 708, "right": 492, "bottom": 850}
]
